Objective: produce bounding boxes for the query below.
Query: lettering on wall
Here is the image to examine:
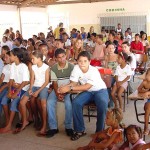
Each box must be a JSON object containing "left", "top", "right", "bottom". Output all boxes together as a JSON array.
[{"left": 106, "top": 8, "right": 125, "bottom": 12}]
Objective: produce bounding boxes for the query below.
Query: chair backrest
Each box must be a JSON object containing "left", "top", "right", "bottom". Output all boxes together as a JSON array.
[
  {"left": 134, "top": 54, "right": 148, "bottom": 63},
  {"left": 98, "top": 68, "right": 113, "bottom": 88}
]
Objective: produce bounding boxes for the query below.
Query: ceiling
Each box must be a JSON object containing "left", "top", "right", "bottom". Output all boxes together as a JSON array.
[{"left": 0, "top": 0, "right": 119, "bottom": 7}]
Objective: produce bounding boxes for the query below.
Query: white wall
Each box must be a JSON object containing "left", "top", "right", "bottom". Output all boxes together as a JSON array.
[
  {"left": 0, "top": 5, "right": 48, "bottom": 40},
  {"left": 47, "top": 0, "right": 150, "bottom": 34},
  {"left": 0, "top": 5, "right": 19, "bottom": 39},
  {"left": 20, "top": 7, "right": 48, "bottom": 39}
]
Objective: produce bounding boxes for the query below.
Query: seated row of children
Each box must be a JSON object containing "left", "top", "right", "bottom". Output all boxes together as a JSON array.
[{"left": 0, "top": 45, "right": 149, "bottom": 149}]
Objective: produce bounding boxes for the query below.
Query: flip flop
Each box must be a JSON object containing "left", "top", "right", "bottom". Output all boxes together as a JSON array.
[
  {"left": 13, "top": 122, "right": 32, "bottom": 134},
  {"left": 0, "top": 129, "right": 12, "bottom": 134},
  {"left": 36, "top": 132, "right": 47, "bottom": 137}
]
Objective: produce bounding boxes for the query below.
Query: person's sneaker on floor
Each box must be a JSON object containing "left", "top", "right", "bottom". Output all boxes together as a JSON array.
[
  {"left": 46, "top": 129, "right": 59, "bottom": 138},
  {"left": 65, "top": 129, "right": 74, "bottom": 136}
]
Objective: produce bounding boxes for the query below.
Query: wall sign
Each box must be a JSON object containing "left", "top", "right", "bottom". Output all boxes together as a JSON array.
[{"left": 106, "top": 8, "right": 125, "bottom": 12}]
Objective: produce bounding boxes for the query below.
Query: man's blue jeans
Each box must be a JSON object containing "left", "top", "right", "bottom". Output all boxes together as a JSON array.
[
  {"left": 47, "top": 90, "right": 73, "bottom": 129},
  {"left": 72, "top": 89, "right": 108, "bottom": 132}
]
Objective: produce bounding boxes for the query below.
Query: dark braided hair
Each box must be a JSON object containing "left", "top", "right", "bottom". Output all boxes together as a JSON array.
[{"left": 124, "top": 125, "right": 143, "bottom": 141}]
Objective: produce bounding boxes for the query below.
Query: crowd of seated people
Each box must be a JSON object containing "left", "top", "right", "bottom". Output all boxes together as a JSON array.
[{"left": 0, "top": 22, "right": 149, "bottom": 150}]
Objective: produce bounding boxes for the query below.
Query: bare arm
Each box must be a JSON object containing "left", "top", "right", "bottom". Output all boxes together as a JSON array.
[
  {"left": 89, "top": 132, "right": 120, "bottom": 149},
  {"left": 58, "top": 82, "right": 92, "bottom": 94},
  {"left": 35, "top": 68, "right": 50, "bottom": 93},
  {"left": 0, "top": 73, "right": 5, "bottom": 85}
]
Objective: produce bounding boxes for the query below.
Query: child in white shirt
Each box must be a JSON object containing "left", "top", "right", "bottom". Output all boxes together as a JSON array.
[
  {"left": 0, "top": 48, "right": 30, "bottom": 133},
  {"left": 19, "top": 50, "right": 50, "bottom": 136},
  {"left": 111, "top": 52, "right": 132, "bottom": 110}
]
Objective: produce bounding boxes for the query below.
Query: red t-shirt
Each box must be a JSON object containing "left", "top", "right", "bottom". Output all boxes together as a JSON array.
[{"left": 130, "top": 41, "right": 144, "bottom": 54}]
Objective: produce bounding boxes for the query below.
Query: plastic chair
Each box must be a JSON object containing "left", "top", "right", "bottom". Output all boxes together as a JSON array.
[
  {"left": 83, "top": 68, "right": 112, "bottom": 122},
  {"left": 135, "top": 54, "right": 148, "bottom": 74}
]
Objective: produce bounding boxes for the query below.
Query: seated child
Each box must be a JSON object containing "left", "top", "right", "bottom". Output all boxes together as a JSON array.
[
  {"left": 138, "top": 68, "right": 150, "bottom": 135},
  {"left": 77, "top": 108, "right": 123, "bottom": 150},
  {"left": 119, "top": 125, "right": 146, "bottom": 150},
  {"left": 111, "top": 52, "right": 132, "bottom": 110}
]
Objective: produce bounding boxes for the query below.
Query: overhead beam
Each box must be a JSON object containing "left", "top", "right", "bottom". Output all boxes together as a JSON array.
[{"left": 0, "top": 0, "right": 120, "bottom": 7}]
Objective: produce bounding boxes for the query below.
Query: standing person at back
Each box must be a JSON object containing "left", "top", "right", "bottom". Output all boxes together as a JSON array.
[
  {"left": 116, "top": 23, "right": 122, "bottom": 33},
  {"left": 53, "top": 22, "right": 63, "bottom": 39}
]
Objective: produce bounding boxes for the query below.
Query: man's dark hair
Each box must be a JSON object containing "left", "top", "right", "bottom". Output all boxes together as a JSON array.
[
  {"left": 122, "top": 41, "right": 130, "bottom": 46},
  {"left": 2, "top": 45, "right": 10, "bottom": 52},
  {"left": 91, "top": 33, "right": 97, "bottom": 37},
  {"left": 16, "top": 37, "right": 22, "bottom": 44},
  {"left": 109, "top": 32, "right": 115, "bottom": 37},
  {"left": 135, "top": 33, "right": 140, "bottom": 37},
  {"left": 39, "top": 43, "right": 48, "bottom": 49},
  {"left": 55, "top": 48, "right": 66, "bottom": 58},
  {"left": 77, "top": 51, "right": 91, "bottom": 61}
]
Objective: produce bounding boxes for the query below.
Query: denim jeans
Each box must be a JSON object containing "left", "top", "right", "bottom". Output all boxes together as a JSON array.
[
  {"left": 47, "top": 90, "right": 72, "bottom": 129},
  {"left": 72, "top": 89, "right": 108, "bottom": 132},
  {"left": 0, "top": 87, "right": 8, "bottom": 114},
  {"left": 1, "top": 89, "right": 25, "bottom": 112},
  {"left": 108, "top": 76, "right": 115, "bottom": 108}
]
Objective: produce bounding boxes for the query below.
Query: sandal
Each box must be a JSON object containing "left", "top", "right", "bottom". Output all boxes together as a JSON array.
[{"left": 71, "top": 131, "right": 86, "bottom": 141}]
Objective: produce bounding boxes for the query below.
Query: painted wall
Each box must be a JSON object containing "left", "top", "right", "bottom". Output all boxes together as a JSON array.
[
  {"left": 0, "top": 5, "right": 48, "bottom": 40},
  {"left": 20, "top": 7, "right": 48, "bottom": 39},
  {"left": 0, "top": 5, "right": 19, "bottom": 39},
  {"left": 47, "top": 0, "right": 150, "bottom": 35}
]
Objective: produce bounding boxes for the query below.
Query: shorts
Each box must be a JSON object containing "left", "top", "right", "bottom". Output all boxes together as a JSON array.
[
  {"left": 1, "top": 89, "right": 26, "bottom": 112},
  {"left": 0, "top": 85, "right": 8, "bottom": 113},
  {"left": 115, "top": 82, "right": 128, "bottom": 90},
  {"left": 24, "top": 86, "right": 48, "bottom": 100},
  {"left": 121, "top": 82, "right": 128, "bottom": 90}
]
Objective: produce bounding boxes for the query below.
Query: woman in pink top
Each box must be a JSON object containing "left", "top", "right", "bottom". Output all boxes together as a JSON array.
[{"left": 92, "top": 35, "right": 105, "bottom": 60}]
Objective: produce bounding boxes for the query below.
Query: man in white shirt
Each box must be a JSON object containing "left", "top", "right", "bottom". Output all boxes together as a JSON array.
[
  {"left": 62, "top": 33, "right": 71, "bottom": 49},
  {"left": 58, "top": 51, "right": 109, "bottom": 141},
  {"left": 122, "top": 41, "right": 137, "bottom": 93},
  {"left": 116, "top": 23, "right": 122, "bottom": 33}
]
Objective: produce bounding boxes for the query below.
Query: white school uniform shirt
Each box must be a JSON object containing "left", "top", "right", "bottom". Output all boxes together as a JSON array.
[
  {"left": 115, "top": 64, "right": 132, "bottom": 81},
  {"left": 70, "top": 65, "right": 107, "bottom": 92},
  {"left": 32, "top": 63, "right": 50, "bottom": 88},
  {"left": 2, "top": 64, "right": 11, "bottom": 83},
  {"left": 128, "top": 53, "right": 136, "bottom": 75},
  {"left": 10, "top": 63, "right": 30, "bottom": 91},
  {"left": 0, "top": 58, "right": 4, "bottom": 76},
  {"left": 65, "top": 39, "right": 71, "bottom": 47}
]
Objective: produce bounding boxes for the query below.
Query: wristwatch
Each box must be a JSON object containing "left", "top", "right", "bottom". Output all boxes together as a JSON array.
[{"left": 70, "top": 85, "right": 73, "bottom": 91}]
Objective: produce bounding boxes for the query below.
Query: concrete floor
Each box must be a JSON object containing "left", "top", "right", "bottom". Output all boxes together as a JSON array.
[
  {"left": 0, "top": 99, "right": 150, "bottom": 150},
  {"left": 0, "top": 62, "right": 150, "bottom": 150}
]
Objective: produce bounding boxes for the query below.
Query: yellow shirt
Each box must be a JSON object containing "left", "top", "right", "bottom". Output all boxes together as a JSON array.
[{"left": 54, "top": 27, "right": 60, "bottom": 39}]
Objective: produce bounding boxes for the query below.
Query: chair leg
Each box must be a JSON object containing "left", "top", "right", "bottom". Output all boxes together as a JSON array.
[
  {"left": 127, "top": 86, "right": 129, "bottom": 104},
  {"left": 88, "top": 106, "right": 90, "bottom": 122},
  {"left": 123, "top": 91, "right": 126, "bottom": 112}
]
